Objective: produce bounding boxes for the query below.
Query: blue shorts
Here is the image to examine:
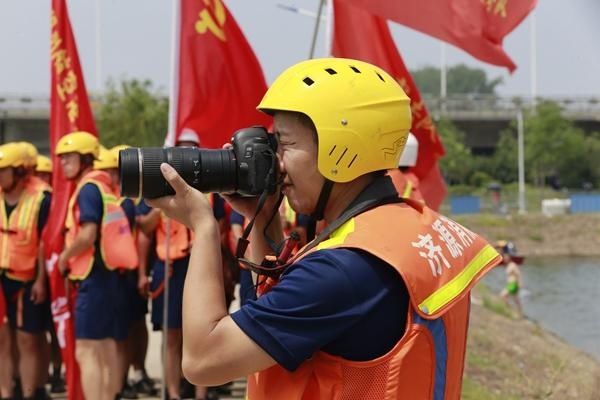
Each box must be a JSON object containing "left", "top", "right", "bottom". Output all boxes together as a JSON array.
[
  {"left": 74, "top": 263, "right": 120, "bottom": 340},
  {"left": 111, "top": 272, "right": 131, "bottom": 341},
  {"left": 0, "top": 274, "right": 50, "bottom": 334},
  {"left": 126, "top": 271, "right": 148, "bottom": 321},
  {"left": 150, "top": 257, "right": 188, "bottom": 330}
]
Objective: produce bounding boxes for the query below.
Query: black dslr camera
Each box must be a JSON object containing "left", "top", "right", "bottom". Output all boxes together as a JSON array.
[{"left": 118, "top": 126, "right": 278, "bottom": 199}]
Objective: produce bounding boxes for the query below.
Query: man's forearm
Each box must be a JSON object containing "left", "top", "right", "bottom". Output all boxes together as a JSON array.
[{"left": 182, "top": 220, "right": 225, "bottom": 358}]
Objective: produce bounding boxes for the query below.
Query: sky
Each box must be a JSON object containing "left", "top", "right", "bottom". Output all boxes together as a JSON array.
[{"left": 0, "top": 0, "right": 599, "bottom": 98}]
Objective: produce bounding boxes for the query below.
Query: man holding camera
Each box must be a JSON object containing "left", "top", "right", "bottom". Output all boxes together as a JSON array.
[{"left": 146, "top": 58, "right": 501, "bottom": 399}]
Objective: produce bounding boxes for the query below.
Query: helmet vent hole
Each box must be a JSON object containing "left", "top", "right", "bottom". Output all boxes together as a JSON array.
[
  {"left": 328, "top": 145, "right": 337, "bottom": 156},
  {"left": 303, "top": 77, "right": 315, "bottom": 86},
  {"left": 350, "top": 66, "right": 361, "bottom": 73},
  {"left": 376, "top": 72, "right": 385, "bottom": 82},
  {"left": 336, "top": 148, "right": 348, "bottom": 165},
  {"left": 325, "top": 68, "right": 337, "bottom": 75},
  {"left": 347, "top": 154, "right": 358, "bottom": 168}
]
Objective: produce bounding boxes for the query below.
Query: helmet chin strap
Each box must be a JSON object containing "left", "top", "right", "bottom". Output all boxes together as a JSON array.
[{"left": 307, "top": 179, "right": 334, "bottom": 242}]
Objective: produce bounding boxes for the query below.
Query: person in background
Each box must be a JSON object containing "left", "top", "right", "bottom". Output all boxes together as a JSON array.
[
  {"left": 0, "top": 142, "right": 51, "bottom": 400},
  {"left": 388, "top": 132, "right": 424, "bottom": 203},
  {"left": 57, "top": 132, "right": 137, "bottom": 400}
]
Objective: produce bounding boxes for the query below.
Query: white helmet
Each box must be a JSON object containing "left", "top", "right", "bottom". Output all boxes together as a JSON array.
[
  {"left": 176, "top": 128, "right": 201, "bottom": 146},
  {"left": 398, "top": 132, "right": 418, "bottom": 167}
]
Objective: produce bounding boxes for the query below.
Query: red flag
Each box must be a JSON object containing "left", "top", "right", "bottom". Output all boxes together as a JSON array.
[
  {"left": 332, "top": 0, "right": 447, "bottom": 209},
  {"left": 337, "top": 0, "right": 537, "bottom": 72},
  {"left": 166, "top": 0, "right": 271, "bottom": 147},
  {"left": 45, "top": 1, "right": 97, "bottom": 398}
]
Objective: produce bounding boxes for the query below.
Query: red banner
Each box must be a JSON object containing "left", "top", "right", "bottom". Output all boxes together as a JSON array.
[
  {"left": 45, "top": 1, "right": 97, "bottom": 398},
  {"left": 332, "top": 0, "right": 447, "bottom": 209},
  {"left": 337, "top": 0, "right": 537, "bottom": 72},
  {"left": 168, "top": 0, "right": 271, "bottom": 148}
]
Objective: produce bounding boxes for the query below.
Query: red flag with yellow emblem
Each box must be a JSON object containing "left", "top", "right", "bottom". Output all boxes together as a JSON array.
[
  {"left": 165, "top": 0, "right": 271, "bottom": 147},
  {"left": 336, "top": 0, "right": 536, "bottom": 72},
  {"left": 44, "top": 0, "right": 97, "bottom": 398},
  {"left": 332, "top": 0, "right": 447, "bottom": 209}
]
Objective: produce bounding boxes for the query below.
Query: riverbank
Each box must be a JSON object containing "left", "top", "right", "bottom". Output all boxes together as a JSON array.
[
  {"left": 463, "top": 284, "right": 600, "bottom": 399},
  {"left": 455, "top": 213, "right": 600, "bottom": 256}
]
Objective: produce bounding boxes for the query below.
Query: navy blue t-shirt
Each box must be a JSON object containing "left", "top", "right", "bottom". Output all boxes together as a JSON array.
[
  {"left": 78, "top": 183, "right": 103, "bottom": 225},
  {"left": 231, "top": 248, "right": 409, "bottom": 372},
  {"left": 120, "top": 198, "right": 136, "bottom": 229}
]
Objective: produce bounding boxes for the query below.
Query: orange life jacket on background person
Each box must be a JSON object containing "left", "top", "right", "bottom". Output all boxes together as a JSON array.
[
  {"left": 154, "top": 193, "right": 215, "bottom": 261},
  {"left": 65, "top": 170, "right": 138, "bottom": 281},
  {"left": 0, "top": 178, "right": 46, "bottom": 282},
  {"left": 248, "top": 199, "right": 501, "bottom": 400},
  {"left": 389, "top": 168, "right": 425, "bottom": 203},
  {"left": 27, "top": 175, "right": 51, "bottom": 193}
]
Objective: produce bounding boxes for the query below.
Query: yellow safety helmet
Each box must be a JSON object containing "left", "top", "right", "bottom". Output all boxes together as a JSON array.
[
  {"left": 94, "top": 146, "right": 118, "bottom": 170},
  {"left": 18, "top": 142, "right": 39, "bottom": 168},
  {"left": 0, "top": 142, "right": 26, "bottom": 169},
  {"left": 36, "top": 155, "right": 53, "bottom": 173},
  {"left": 258, "top": 58, "right": 412, "bottom": 183},
  {"left": 56, "top": 131, "right": 100, "bottom": 158}
]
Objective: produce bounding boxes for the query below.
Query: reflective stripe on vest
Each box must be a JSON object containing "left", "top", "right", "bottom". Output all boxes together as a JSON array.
[
  {"left": 66, "top": 170, "right": 138, "bottom": 280},
  {"left": 248, "top": 201, "right": 501, "bottom": 400},
  {"left": 0, "top": 180, "right": 45, "bottom": 281},
  {"left": 402, "top": 180, "right": 413, "bottom": 198}
]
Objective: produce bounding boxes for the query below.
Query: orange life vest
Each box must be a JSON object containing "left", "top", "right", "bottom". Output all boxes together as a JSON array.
[
  {"left": 248, "top": 199, "right": 501, "bottom": 400},
  {"left": 0, "top": 179, "right": 46, "bottom": 281},
  {"left": 27, "top": 175, "right": 51, "bottom": 193},
  {"left": 389, "top": 169, "right": 424, "bottom": 203},
  {"left": 65, "top": 170, "right": 138, "bottom": 280},
  {"left": 154, "top": 194, "right": 215, "bottom": 261}
]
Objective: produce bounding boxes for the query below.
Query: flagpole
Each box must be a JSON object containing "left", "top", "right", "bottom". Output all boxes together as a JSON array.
[
  {"left": 309, "top": 0, "right": 326, "bottom": 58},
  {"left": 440, "top": 42, "right": 447, "bottom": 113},
  {"left": 325, "top": 0, "right": 334, "bottom": 57},
  {"left": 517, "top": 109, "right": 526, "bottom": 214},
  {"left": 167, "top": 0, "right": 181, "bottom": 146},
  {"left": 530, "top": 10, "right": 537, "bottom": 109},
  {"left": 95, "top": 0, "right": 102, "bottom": 92}
]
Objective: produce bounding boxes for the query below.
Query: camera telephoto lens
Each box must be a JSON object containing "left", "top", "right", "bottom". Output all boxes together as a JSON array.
[{"left": 119, "top": 147, "right": 237, "bottom": 199}]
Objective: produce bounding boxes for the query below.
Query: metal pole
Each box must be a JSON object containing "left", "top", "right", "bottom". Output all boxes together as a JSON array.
[
  {"left": 95, "top": 0, "right": 102, "bottom": 92},
  {"left": 161, "top": 218, "right": 171, "bottom": 400},
  {"left": 309, "top": 0, "right": 326, "bottom": 59},
  {"left": 440, "top": 42, "right": 447, "bottom": 113},
  {"left": 517, "top": 109, "right": 526, "bottom": 214},
  {"left": 166, "top": 0, "right": 181, "bottom": 146},
  {"left": 530, "top": 11, "right": 537, "bottom": 110},
  {"left": 324, "top": 0, "right": 334, "bottom": 57}
]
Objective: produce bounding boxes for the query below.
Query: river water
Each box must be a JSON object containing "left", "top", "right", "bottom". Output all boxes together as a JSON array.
[{"left": 484, "top": 256, "right": 600, "bottom": 361}]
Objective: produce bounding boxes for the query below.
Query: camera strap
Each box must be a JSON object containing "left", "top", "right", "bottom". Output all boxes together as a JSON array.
[{"left": 237, "top": 175, "right": 403, "bottom": 280}]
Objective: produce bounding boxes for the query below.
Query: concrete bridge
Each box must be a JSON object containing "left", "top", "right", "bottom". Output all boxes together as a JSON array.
[{"left": 2, "top": 94, "right": 600, "bottom": 155}]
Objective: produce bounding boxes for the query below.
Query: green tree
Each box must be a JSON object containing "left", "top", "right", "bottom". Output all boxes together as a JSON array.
[
  {"left": 437, "top": 118, "right": 473, "bottom": 184},
  {"left": 411, "top": 64, "right": 503, "bottom": 96},
  {"left": 97, "top": 79, "right": 169, "bottom": 148}
]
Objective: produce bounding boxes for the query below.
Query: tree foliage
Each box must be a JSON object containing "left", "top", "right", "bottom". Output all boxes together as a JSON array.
[
  {"left": 97, "top": 79, "right": 169, "bottom": 148},
  {"left": 437, "top": 102, "right": 600, "bottom": 189},
  {"left": 411, "top": 64, "right": 503, "bottom": 96}
]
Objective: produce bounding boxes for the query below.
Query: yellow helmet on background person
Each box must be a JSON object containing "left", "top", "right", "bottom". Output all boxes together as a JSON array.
[
  {"left": 18, "top": 142, "right": 39, "bottom": 168},
  {"left": 94, "top": 146, "right": 119, "bottom": 170},
  {"left": 0, "top": 142, "right": 27, "bottom": 169},
  {"left": 55, "top": 131, "right": 100, "bottom": 158},
  {"left": 36, "top": 155, "right": 53, "bottom": 173},
  {"left": 258, "top": 58, "right": 412, "bottom": 183}
]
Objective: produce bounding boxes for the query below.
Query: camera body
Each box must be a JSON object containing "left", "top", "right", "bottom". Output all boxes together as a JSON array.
[{"left": 119, "top": 126, "right": 278, "bottom": 199}]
